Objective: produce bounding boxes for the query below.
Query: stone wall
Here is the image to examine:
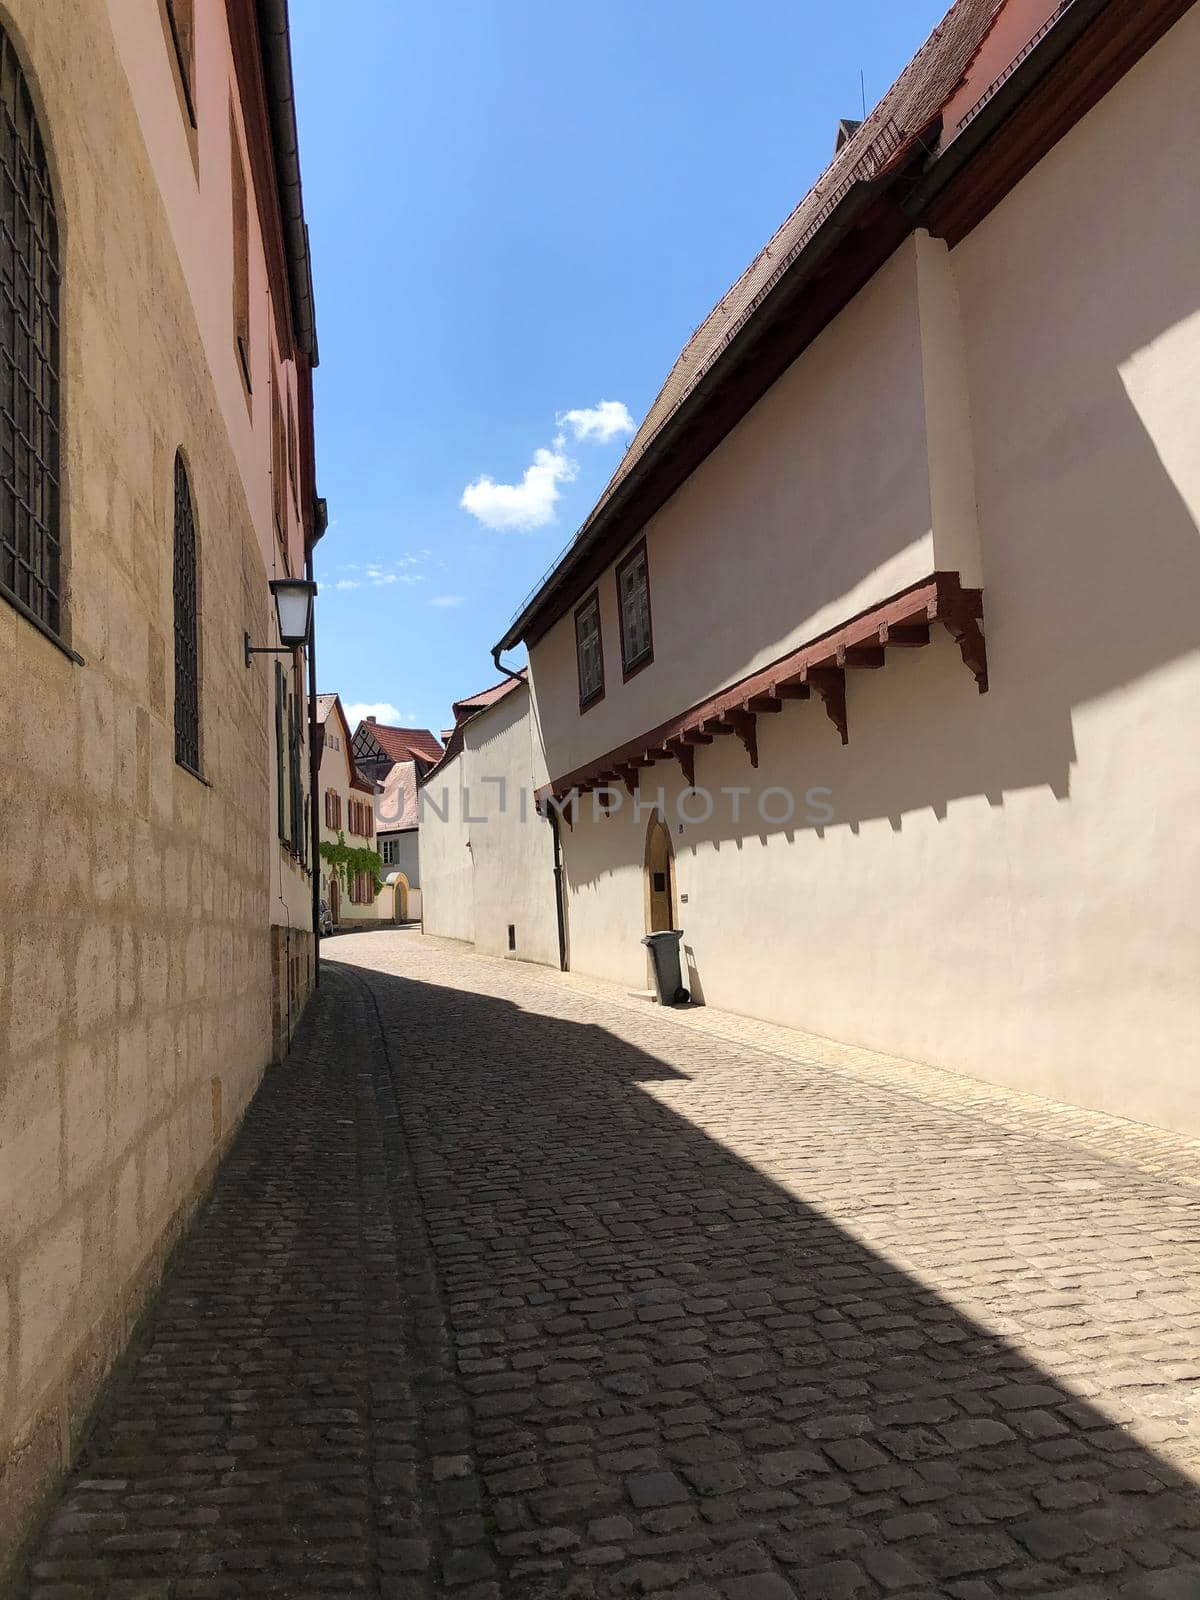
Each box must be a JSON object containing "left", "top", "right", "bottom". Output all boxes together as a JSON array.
[{"left": 0, "top": 0, "right": 312, "bottom": 1572}]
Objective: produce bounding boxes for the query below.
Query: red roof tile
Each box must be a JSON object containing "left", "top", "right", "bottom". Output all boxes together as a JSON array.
[
  {"left": 356, "top": 720, "right": 444, "bottom": 766},
  {"left": 498, "top": 0, "right": 1010, "bottom": 651},
  {"left": 376, "top": 761, "right": 419, "bottom": 831},
  {"left": 451, "top": 671, "right": 526, "bottom": 726},
  {"left": 588, "top": 0, "right": 1004, "bottom": 522},
  {"left": 422, "top": 674, "right": 528, "bottom": 786}
]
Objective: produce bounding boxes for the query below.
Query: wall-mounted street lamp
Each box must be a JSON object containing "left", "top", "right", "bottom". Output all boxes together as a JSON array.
[{"left": 245, "top": 577, "right": 317, "bottom": 667}]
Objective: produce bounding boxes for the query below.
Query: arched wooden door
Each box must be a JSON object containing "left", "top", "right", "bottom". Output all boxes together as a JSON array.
[
  {"left": 393, "top": 875, "right": 409, "bottom": 922},
  {"left": 645, "top": 815, "right": 676, "bottom": 932},
  {"left": 330, "top": 876, "right": 341, "bottom": 925}
]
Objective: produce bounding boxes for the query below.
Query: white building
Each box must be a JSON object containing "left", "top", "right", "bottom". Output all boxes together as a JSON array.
[
  {"left": 352, "top": 716, "right": 444, "bottom": 924},
  {"left": 420, "top": 673, "right": 561, "bottom": 967},
  {"left": 492, "top": 0, "right": 1200, "bottom": 1137}
]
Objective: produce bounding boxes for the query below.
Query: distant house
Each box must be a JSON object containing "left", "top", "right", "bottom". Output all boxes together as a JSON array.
[
  {"left": 315, "top": 695, "right": 380, "bottom": 928},
  {"left": 352, "top": 717, "right": 444, "bottom": 922},
  {"left": 420, "top": 672, "right": 560, "bottom": 966}
]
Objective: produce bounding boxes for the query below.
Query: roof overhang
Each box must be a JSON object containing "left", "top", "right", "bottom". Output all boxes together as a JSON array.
[
  {"left": 496, "top": 164, "right": 909, "bottom": 654},
  {"left": 496, "top": 0, "right": 1193, "bottom": 657}
]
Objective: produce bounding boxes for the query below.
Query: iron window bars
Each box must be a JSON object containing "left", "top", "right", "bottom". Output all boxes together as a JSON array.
[
  {"left": 575, "top": 590, "right": 604, "bottom": 708},
  {"left": 616, "top": 540, "right": 653, "bottom": 675},
  {"left": 0, "top": 28, "right": 61, "bottom": 641}
]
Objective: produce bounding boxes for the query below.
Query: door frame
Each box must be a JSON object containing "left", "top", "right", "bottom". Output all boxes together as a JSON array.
[{"left": 643, "top": 812, "right": 676, "bottom": 934}]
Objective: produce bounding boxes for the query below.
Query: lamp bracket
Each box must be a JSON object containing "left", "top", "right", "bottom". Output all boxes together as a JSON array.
[{"left": 244, "top": 632, "right": 300, "bottom": 669}]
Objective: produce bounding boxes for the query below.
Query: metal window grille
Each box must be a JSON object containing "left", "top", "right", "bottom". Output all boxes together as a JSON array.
[
  {"left": 173, "top": 453, "right": 200, "bottom": 771},
  {"left": 620, "top": 551, "right": 651, "bottom": 668},
  {"left": 0, "top": 29, "right": 61, "bottom": 637},
  {"left": 576, "top": 595, "right": 602, "bottom": 703}
]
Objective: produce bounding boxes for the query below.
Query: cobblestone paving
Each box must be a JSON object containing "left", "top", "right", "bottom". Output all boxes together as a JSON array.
[{"left": 17, "top": 930, "right": 1200, "bottom": 1599}]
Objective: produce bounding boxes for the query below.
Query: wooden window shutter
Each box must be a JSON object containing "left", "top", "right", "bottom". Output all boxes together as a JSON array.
[{"left": 274, "top": 662, "right": 286, "bottom": 841}]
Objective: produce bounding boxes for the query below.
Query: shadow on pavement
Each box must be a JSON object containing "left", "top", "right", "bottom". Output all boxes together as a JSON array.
[{"left": 15, "top": 953, "right": 1200, "bottom": 1599}]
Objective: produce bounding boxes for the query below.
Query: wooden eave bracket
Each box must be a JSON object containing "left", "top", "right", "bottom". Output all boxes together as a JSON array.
[
  {"left": 540, "top": 572, "right": 987, "bottom": 801},
  {"left": 800, "top": 666, "right": 848, "bottom": 745},
  {"left": 725, "top": 710, "right": 759, "bottom": 768},
  {"left": 937, "top": 603, "right": 988, "bottom": 693},
  {"left": 666, "top": 739, "right": 696, "bottom": 788}
]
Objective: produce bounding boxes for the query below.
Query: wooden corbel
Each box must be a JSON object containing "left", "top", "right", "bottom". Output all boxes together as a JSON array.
[
  {"left": 803, "top": 666, "right": 848, "bottom": 744},
  {"left": 940, "top": 608, "right": 988, "bottom": 693},
  {"left": 745, "top": 689, "right": 783, "bottom": 713},
  {"left": 667, "top": 739, "right": 695, "bottom": 788},
  {"left": 680, "top": 728, "right": 715, "bottom": 745},
  {"left": 725, "top": 710, "right": 759, "bottom": 768}
]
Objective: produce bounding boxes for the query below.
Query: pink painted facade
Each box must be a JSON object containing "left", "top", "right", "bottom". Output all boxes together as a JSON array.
[
  {"left": 104, "top": 0, "right": 320, "bottom": 932},
  {"left": 106, "top": 0, "right": 309, "bottom": 578}
]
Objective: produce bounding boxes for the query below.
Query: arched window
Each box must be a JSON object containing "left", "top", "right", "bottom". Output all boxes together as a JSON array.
[
  {"left": 173, "top": 452, "right": 200, "bottom": 772},
  {"left": 0, "top": 29, "right": 61, "bottom": 637}
]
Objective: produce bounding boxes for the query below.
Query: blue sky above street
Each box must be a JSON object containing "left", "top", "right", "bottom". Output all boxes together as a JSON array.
[{"left": 291, "top": 0, "right": 947, "bottom": 734}]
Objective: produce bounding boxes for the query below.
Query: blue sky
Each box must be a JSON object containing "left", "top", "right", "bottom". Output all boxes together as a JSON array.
[{"left": 291, "top": 0, "right": 947, "bottom": 736}]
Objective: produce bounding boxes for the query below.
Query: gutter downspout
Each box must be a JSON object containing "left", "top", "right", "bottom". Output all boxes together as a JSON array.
[
  {"left": 256, "top": 0, "right": 318, "bottom": 363},
  {"left": 493, "top": 645, "right": 567, "bottom": 973},
  {"left": 549, "top": 809, "right": 567, "bottom": 973},
  {"left": 306, "top": 498, "right": 326, "bottom": 983},
  {"left": 307, "top": 541, "right": 320, "bottom": 986},
  {"left": 490, "top": 645, "right": 525, "bottom": 690}
]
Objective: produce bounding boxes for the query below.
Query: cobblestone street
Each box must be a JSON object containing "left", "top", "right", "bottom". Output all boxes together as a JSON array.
[{"left": 17, "top": 929, "right": 1200, "bottom": 1599}]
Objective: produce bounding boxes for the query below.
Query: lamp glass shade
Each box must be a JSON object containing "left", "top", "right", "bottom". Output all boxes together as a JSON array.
[{"left": 270, "top": 578, "right": 316, "bottom": 647}]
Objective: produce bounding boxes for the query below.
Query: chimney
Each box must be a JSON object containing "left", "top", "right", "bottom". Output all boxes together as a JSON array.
[{"left": 366, "top": 715, "right": 376, "bottom": 723}]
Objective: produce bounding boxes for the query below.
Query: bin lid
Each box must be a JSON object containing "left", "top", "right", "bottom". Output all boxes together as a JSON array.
[{"left": 642, "top": 929, "right": 684, "bottom": 946}]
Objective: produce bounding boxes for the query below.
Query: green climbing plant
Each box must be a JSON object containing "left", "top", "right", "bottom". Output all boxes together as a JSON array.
[{"left": 319, "top": 831, "right": 384, "bottom": 893}]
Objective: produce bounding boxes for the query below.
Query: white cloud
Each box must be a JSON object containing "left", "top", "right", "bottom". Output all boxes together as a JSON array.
[
  {"left": 460, "top": 441, "right": 577, "bottom": 532},
  {"left": 558, "top": 399, "right": 635, "bottom": 444},
  {"left": 344, "top": 701, "right": 415, "bottom": 728},
  {"left": 333, "top": 578, "right": 361, "bottom": 590},
  {"left": 431, "top": 594, "right": 464, "bottom": 608}
]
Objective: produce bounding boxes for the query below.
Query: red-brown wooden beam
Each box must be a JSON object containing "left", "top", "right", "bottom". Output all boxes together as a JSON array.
[
  {"left": 667, "top": 739, "right": 696, "bottom": 788},
  {"left": 801, "top": 666, "right": 848, "bottom": 745},
  {"left": 538, "top": 571, "right": 985, "bottom": 803}
]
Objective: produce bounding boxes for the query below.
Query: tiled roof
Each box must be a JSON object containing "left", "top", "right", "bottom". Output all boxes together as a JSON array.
[
  {"left": 451, "top": 671, "right": 526, "bottom": 726},
  {"left": 587, "top": 0, "right": 1003, "bottom": 524},
  {"left": 422, "top": 673, "right": 528, "bottom": 787},
  {"left": 357, "top": 720, "right": 444, "bottom": 766},
  {"left": 376, "top": 760, "right": 419, "bottom": 832},
  {"left": 498, "top": 0, "right": 1011, "bottom": 652}
]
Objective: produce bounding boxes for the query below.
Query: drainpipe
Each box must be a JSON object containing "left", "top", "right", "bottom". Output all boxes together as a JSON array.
[
  {"left": 549, "top": 808, "right": 567, "bottom": 972},
  {"left": 490, "top": 645, "right": 524, "bottom": 689},
  {"left": 492, "top": 645, "right": 566, "bottom": 971},
  {"left": 256, "top": 0, "right": 318, "bottom": 363},
  {"left": 307, "top": 524, "right": 323, "bottom": 985}
]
